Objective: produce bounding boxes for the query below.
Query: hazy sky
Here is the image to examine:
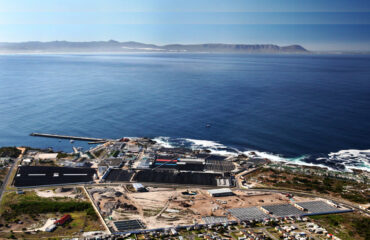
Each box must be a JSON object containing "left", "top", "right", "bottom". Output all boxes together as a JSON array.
[{"left": 0, "top": 0, "right": 369, "bottom": 51}]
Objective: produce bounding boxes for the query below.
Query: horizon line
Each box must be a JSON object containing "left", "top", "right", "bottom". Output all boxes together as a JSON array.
[{"left": 1, "top": 40, "right": 370, "bottom": 53}]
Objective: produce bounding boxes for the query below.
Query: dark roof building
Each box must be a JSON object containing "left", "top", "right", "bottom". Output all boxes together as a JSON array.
[{"left": 14, "top": 166, "right": 96, "bottom": 187}]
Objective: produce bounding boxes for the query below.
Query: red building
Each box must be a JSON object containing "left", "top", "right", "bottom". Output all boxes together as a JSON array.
[{"left": 54, "top": 214, "right": 71, "bottom": 225}]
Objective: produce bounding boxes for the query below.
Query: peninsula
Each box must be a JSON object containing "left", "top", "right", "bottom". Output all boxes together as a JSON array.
[{"left": 0, "top": 41, "right": 309, "bottom": 54}]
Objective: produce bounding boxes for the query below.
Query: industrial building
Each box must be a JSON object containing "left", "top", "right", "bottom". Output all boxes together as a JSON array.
[
  {"left": 134, "top": 170, "right": 228, "bottom": 186},
  {"left": 295, "top": 201, "right": 353, "bottom": 216},
  {"left": 228, "top": 207, "right": 270, "bottom": 221},
  {"left": 261, "top": 204, "right": 305, "bottom": 217},
  {"left": 150, "top": 157, "right": 206, "bottom": 171},
  {"left": 207, "top": 188, "right": 234, "bottom": 197},
  {"left": 13, "top": 166, "right": 96, "bottom": 187},
  {"left": 103, "top": 169, "right": 134, "bottom": 182},
  {"left": 113, "top": 219, "right": 145, "bottom": 232},
  {"left": 228, "top": 201, "right": 353, "bottom": 221},
  {"left": 202, "top": 216, "right": 228, "bottom": 224},
  {"left": 35, "top": 152, "right": 58, "bottom": 160}
]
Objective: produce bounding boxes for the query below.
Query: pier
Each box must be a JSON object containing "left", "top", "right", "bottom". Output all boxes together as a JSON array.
[{"left": 30, "top": 132, "right": 110, "bottom": 142}]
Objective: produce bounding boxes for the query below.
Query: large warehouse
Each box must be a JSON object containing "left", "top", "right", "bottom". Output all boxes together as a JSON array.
[{"left": 13, "top": 166, "right": 96, "bottom": 187}]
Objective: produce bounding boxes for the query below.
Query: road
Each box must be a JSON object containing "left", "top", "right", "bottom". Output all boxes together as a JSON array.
[
  {"left": 82, "top": 186, "right": 111, "bottom": 234},
  {"left": 0, "top": 147, "right": 25, "bottom": 204},
  {"left": 235, "top": 168, "right": 258, "bottom": 189}
]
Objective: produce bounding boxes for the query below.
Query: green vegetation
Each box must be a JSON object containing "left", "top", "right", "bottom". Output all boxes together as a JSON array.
[
  {"left": 1, "top": 191, "right": 97, "bottom": 222},
  {"left": 38, "top": 159, "right": 57, "bottom": 166},
  {"left": 111, "top": 150, "right": 120, "bottom": 157},
  {"left": 86, "top": 151, "right": 94, "bottom": 159},
  {"left": 0, "top": 168, "right": 8, "bottom": 182},
  {"left": 253, "top": 168, "right": 370, "bottom": 204},
  {"left": 0, "top": 147, "right": 21, "bottom": 158},
  {"left": 8, "top": 201, "right": 92, "bottom": 217},
  {"left": 57, "top": 152, "right": 70, "bottom": 159},
  {"left": 94, "top": 148, "right": 105, "bottom": 158},
  {"left": 341, "top": 192, "right": 369, "bottom": 204},
  {"left": 0, "top": 191, "right": 104, "bottom": 239},
  {"left": 0, "top": 211, "right": 104, "bottom": 239},
  {"left": 311, "top": 213, "right": 370, "bottom": 240}
]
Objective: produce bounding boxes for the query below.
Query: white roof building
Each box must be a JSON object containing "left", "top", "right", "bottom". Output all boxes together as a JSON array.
[
  {"left": 207, "top": 188, "right": 234, "bottom": 197},
  {"left": 36, "top": 153, "right": 58, "bottom": 160},
  {"left": 132, "top": 183, "right": 145, "bottom": 191}
]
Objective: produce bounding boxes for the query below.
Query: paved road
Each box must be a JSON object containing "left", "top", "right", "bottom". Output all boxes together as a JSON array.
[
  {"left": 0, "top": 148, "right": 25, "bottom": 203},
  {"left": 0, "top": 166, "right": 12, "bottom": 202}
]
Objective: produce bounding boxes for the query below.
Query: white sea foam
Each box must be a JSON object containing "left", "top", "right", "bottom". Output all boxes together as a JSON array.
[
  {"left": 327, "top": 149, "right": 370, "bottom": 172},
  {"left": 152, "top": 136, "right": 370, "bottom": 172},
  {"left": 183, "top": 138, "right": 239, "bottom": 157},
  {"left": 240, "top": 150, "right": 335, "bottom": 170},
  {"left": 184, "top": 138, "right": 226, "bottom": 149},
  {"left": 242, "top": 150, "right": 286, "bottom": 162},
  {"left": 152, "top": 136, "right": 174, "bottom": 148}
]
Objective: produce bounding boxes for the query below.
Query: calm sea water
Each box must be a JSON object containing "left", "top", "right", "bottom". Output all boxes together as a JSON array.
[{"left": 0, "top": 53, "right": 369, "bottom": 171}]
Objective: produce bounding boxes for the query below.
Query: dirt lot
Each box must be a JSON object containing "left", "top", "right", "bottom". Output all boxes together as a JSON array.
[
  {"left": 35, "top": 187, "right": 84, "bottom": 199},
  {"left": 88, "top": 186, "right": 136, "bottom": 218}
]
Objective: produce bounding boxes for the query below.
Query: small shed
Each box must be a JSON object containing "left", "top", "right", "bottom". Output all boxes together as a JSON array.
[
  {"left": 45, "top": 224, "right": 56, "bottom": 232},
  {"left": 132, "top": 183, "right": 146, "bottom": 192},
  {"left": 54, "top": 214, "right": 71, "bottom": 225}
]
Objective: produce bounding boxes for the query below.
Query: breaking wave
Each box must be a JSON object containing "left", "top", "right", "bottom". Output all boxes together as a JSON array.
[{"left": 152, "top": 136, "right": 370, "bottom": 172}]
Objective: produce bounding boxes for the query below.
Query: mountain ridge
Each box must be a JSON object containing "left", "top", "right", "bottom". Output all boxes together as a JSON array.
[{"left": 0, "top": 40, "right": 309, "bottom": 53}]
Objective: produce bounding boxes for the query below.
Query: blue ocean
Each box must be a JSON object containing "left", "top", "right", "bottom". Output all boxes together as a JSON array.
[{"left": 0, "top": 53, "right": 369, "bottom": 171}]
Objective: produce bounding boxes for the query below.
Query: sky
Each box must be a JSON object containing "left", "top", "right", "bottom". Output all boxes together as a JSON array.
[{"left": 0, "top": 0, "right": 369, "bottom": 51}]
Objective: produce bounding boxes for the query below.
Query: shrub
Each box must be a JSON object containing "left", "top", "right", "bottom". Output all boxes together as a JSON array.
[{"left": 0, "top": 147, "right": 21, "bottom": 158}]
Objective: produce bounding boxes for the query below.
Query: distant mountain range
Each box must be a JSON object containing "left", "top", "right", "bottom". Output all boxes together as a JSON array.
[{"left": 0, "top": 40, "right": 309, "bottom": 54}]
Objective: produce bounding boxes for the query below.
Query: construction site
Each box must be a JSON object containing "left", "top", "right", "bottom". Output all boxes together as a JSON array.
[{"left": 86, "top": 184, "right": 352, "bottom": 233}]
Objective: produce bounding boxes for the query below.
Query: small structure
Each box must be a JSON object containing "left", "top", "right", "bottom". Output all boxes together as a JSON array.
[
  {"left": 98, "top": 165, "right": 108, "bottom": 175},
  {"left": 216, "top": 178, "right": 232, "bottom": 187},
  {"left": 182, "top": 189, "right": 197, "bottom": 195},
  {"left": 208, "top": 188, "right": 234, "bottom": 197},
  {"left": 0, "top": 157, "right": 11, "bottom": 165},
  {"left": 170, "top": 228, "right": 178, "bottom": 235},
  {"left": 132, "top": 183, "right": 147, "bottom": 192},
  {"left": 125, "top": 144, "right": 140, "bottom": 153},
  {"left": 16, "top": 189, "right": 24, "bottom": 194},
  {"left": 22, "top": 158, "right": 33, "bottom": 165},
  {"left": 45, "top": 224, "right": 57, "bottom": 232},
  {"left": 178, "top": 158, "right": 205, "bottom": 164},
  {"left": 54, "top": 214, "right": 71, "bottom": 226},
  {"left": 36, "top": 153, "right": 58, "bottom": 160}
]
